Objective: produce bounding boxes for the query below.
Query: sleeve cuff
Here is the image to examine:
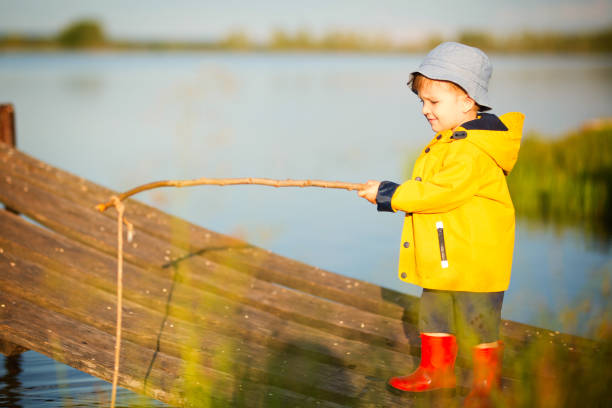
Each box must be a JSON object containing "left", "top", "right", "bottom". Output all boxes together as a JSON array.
[{"left": 376, "top": 181, "right": 399, "bottom": 212}]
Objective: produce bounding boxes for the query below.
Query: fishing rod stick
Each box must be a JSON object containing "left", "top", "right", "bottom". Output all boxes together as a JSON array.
[{"left": 96, "top": 177, "right": 367, "bottom": 213}]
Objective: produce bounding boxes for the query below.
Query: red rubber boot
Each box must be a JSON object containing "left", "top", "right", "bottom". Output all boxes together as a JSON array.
[
  {"left": 464, "top": 341, "right": 504, "bottom": 408},
  {"left": 387, "top": 333, "right": 457, "bottom": 394}
]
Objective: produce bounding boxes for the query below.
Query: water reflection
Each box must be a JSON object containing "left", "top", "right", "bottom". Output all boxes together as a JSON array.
[
  {"left": 0, "top": 353, "right": 22, "bottom": 408},
  {"left": 0, "top": 351, "right": 168, "bottom": 407},
  {"left": 61, "top": 74, "right": 105, "bottom": 96}
]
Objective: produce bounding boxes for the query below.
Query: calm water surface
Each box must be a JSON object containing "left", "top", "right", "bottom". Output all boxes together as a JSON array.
[{"left": 1, "top": 51, "right": 611, "bottom": 406}]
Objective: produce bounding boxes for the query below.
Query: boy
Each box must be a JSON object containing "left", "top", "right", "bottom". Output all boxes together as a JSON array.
[{"left": 358, "top": 42, "right": 523, "bottom": 407}]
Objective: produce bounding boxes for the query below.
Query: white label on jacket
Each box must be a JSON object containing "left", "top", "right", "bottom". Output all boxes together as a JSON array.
[{"left": 436, "top": 221, "right": 449, "bottom": 269}]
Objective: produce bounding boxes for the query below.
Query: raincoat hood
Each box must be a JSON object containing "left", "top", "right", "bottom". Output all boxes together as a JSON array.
[{"left": 457, "top": 112, "right": 524, "bottom": 173}]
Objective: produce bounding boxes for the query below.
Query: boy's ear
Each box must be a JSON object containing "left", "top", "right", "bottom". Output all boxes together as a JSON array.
[{"left": 463, "top": 95, "right": 476, "bottom": 113}]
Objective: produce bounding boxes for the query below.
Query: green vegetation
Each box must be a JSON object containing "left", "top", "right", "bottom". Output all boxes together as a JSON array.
[
  {"left": 1, "top": 19, "right": 611, "bottom": 53},
  {"left": 508, "top": 119, "right": 612, "bottom": 240},
  {"left": 268, "top": 28, "right": 393, "bottom": 52},
  {"left": 502, "top": 332, "right": 612, "bottom": 407},
  {"left": 219, "top": 30, "right": 253, "bottom": 50},
  {"left": 56, "top": 19, "right": 106, "bottom": 48},
  {"left": 501, "top": 255, "right": 611, "bottom": 407},
  {"left": 460, "top": 28, "right": 612, "bottom": 53}
]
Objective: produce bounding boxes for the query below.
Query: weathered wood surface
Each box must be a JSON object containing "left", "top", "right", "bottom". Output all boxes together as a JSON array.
[
  {"left": 0, "top": 338, "right": 27, "bottom": 357},
  {"left": 0, "top": 105, "right": 16, "bottom": 148},
  {"left": 0, "top": 141, "right": 608, "bottom": 407}
]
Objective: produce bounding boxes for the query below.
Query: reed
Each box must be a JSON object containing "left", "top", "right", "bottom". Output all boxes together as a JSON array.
[{"left": 508, "top": 120, "right": 612, "bottom": 240}]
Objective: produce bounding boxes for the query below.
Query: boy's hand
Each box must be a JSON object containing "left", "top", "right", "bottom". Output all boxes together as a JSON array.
[{"left": 358, "top": 180, "right": 380, "bottom": 204}]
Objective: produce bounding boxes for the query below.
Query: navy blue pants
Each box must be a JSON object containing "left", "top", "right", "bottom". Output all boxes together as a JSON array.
[{"left": 419, "top": 288, "right": 504, "bottom": 345}]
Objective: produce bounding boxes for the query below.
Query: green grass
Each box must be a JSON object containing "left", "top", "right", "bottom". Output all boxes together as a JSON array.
[{"left": 508, "top": 120, "right": 612, "bottom": 240}]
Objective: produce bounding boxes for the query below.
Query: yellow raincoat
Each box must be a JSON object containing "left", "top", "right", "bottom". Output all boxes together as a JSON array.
[{"left": 377, "top": 112, "right": 524, "bottom": 292}]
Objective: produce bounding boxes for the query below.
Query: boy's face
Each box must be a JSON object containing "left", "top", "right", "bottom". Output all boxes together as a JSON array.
[{"left": 417, "top": 80, "right": 476, "bottom": 133}]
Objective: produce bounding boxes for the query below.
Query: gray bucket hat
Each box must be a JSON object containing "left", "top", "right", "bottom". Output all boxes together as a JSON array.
[{"left": 409, "top": 42, "right": 492, "bottom": 111}]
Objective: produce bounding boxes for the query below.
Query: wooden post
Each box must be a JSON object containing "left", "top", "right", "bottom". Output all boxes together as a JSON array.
[
  {"left": 0, "top": 104, "right": 16, "bottom": 147},
  {"left": 0, "top": 105, "right": 26, "bottom": 358},
  {"left": 0, "top": 104, "right": 27, "bottom": 356},
  {"left": 0, "top": 338, "right": 27, "bottom": 357},
  {"left": 0, "top": 104, "right": 19, "bottom": 215}
]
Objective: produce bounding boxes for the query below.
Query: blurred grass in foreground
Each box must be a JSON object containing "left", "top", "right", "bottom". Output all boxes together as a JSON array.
[
  {"left": 500, "top": 261, "right": 611, "bottom": 408},
  {"left": 508, "top": 119, "right": 612, "bottom": 242},
  {"left": 502, "top": 120, "right": 612, "bottom": 407}
]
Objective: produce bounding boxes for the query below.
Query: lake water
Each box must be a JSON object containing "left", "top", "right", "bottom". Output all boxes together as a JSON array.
[{"left": 1, "top": 51, "right": 611, "bottom": 406}]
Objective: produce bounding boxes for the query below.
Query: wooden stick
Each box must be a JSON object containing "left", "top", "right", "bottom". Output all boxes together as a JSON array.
[{"left": 96, "top": 177, "right": 366, "bottom": 213}]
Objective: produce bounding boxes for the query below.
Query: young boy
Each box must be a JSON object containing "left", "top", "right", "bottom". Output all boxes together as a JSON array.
[{"left": 358, "top": 42, "right": 523, "bottom": 406}]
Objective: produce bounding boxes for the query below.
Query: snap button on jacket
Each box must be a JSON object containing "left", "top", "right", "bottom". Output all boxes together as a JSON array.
[{"left": 392, "top": 112, "right": 524, "bottom": 292}]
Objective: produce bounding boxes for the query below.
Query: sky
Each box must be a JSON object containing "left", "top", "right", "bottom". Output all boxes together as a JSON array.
[{"left": 1, "top": 0, "right": 611, "bottom": 43}]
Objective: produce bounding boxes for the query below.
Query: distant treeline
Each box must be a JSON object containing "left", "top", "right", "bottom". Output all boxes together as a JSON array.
[
  {"left": 1, "top": 19, "right": 612, "bottom": 53},
  {"left": 508, "top": 119, "right": 612, "bottom": 241}
]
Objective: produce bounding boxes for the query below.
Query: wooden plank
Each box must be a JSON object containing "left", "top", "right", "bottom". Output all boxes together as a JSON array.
[
  {"left": 0, "top": 258, "right": 364, "bottom": 403},
  {"left": 0, "top": 239, "right": 429, "bottom": 406},
  {"left": 0, "top": 142, "right": 418, "bottom": 321},
  {"left": 0, "top": 292, "right": 352, "bottom": 407},
  {"left": 0, "top": 210, "right": 424, "bottom": 386},
  {"left": 0, "top": 164, "right": 422, "bottom": 354},
  {"left": 0, "top": 209, "right": 426, "bottom": 373}
]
